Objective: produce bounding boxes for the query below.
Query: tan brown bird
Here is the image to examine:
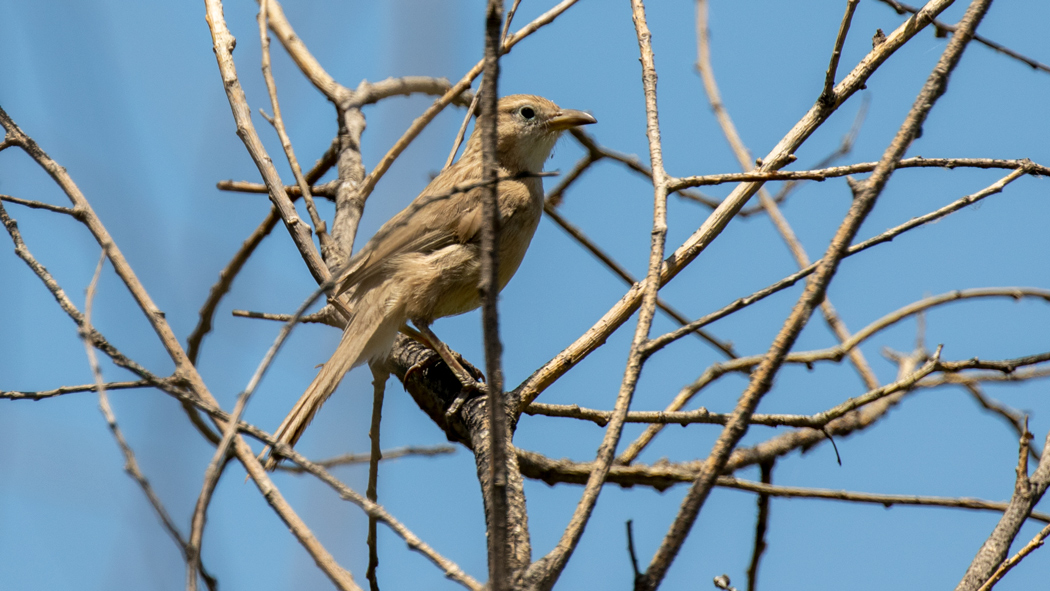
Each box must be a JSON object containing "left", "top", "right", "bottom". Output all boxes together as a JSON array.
[{"left": 261, "top": 94, "right": 595, "bottom": 469}]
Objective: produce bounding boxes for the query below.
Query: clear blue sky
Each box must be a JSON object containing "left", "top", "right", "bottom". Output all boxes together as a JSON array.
[{"left": 2, "top": 1, "right": 1049, "bottom": 590}]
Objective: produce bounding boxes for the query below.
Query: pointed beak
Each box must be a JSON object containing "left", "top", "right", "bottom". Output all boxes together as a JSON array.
[{"left": 548, "top": 109, "right": 597, "bottom": 131}]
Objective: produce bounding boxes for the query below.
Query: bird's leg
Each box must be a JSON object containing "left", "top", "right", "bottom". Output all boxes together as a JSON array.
[
  {"left": 409, "top": 321, "right": 484, "bottom": 387},
  {"left": 399, "top": 322, "right": 427, "bottom": 344}
]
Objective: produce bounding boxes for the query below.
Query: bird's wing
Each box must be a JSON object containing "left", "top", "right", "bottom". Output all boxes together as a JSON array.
[{"left": 336, "top": 163, "right": 486, "bottom": 294}]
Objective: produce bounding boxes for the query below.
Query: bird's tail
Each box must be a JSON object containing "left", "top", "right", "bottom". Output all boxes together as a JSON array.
[{"left": 260, "top": 285, "right": 401, "bottom": 471}]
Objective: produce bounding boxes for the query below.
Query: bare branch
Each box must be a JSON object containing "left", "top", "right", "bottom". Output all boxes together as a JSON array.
[
  {"left": 366, "top": 365, "right": 388, "bottom": 591},
  {"left": 277, "top": 445, "right": 456, "bottom": 472},
  {"left": 820, "top": 0, "right": 861, "bottom": 105},
  {"left": 670, "top": 157, "right": 1046, "bottom": 191},
  {"left": 646, "top": 171, "right": 1035, "bottom": 355},
  {"left": 975, "top": 522, "right": 1050, "bottom": 591},
  {"left": 77, "top": 255, "right": 217, "bottom": 591},
  {"left": 957, "top": 422, "right": 1050, "bottom": 591},
  {"left": 2, "top": 380, "right": 153, "bottom": 401},
  {"left": 0, "top": 194, "right": 77, "bottom": 216},
  {"left": 746, "top": 462, "right": 773, "bottom": 591},
  {"left": 965, "top": 383, "right": 1043, "bottom": 462}
]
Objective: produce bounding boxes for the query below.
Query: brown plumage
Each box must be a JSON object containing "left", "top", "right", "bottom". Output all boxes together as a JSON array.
[{"left": 261, "top": 95, "right": 595, "bottom": 469}]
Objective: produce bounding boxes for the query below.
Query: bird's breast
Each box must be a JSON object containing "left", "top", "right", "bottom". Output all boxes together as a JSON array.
[{"left": 399, "top": 176, "right": 543, "bottom": 321}]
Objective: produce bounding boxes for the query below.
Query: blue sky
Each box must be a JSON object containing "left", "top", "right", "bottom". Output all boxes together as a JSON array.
[{"left": 2, "top": 1, "right": 1049, "bottom": 590}]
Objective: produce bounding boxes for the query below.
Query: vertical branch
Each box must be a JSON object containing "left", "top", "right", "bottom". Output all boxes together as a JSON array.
[
  {"left": 746, "top": 461, "right": 774, "bottom": 591},
  {"left": 367, "top": 365, "right": 389, "bottom": 591},
  {"left": 479, "top": 1, "right": 509, "bottom": 589},
  {"left": 639, "top": 1, "right": 993, "bottom": 588}
]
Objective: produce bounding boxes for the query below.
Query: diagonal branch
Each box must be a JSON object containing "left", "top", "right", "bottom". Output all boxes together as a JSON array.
[{"left": 957, "top": 423, "right": 1050, "bottom": 590}]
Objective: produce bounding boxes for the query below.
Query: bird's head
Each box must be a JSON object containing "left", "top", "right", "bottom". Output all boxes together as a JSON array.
[{"left": 467, "top": 94, "right": 596, "bottom": 174}]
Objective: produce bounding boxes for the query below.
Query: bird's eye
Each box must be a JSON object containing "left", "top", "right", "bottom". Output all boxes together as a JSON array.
[{"left": 519, "top": 106, "right": 536, "bottom": 120}]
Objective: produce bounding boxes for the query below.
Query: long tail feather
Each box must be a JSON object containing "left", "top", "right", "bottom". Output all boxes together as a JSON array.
[{"left": 261, "top": 286, "right": 400, "bottom": 470}]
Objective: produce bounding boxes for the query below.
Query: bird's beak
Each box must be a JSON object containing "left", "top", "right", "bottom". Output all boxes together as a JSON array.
[{"left": 548, "top": 109, "right": 597, "bottom": 131}]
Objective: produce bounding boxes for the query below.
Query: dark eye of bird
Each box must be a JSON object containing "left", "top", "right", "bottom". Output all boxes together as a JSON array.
[{"left": 519, "top": 106, "right": 535, "bottom": 120}]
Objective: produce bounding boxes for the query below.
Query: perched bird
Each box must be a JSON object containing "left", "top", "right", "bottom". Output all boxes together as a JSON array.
[{"left": 262, "top": 94, "right": 595, "bottom": 469}]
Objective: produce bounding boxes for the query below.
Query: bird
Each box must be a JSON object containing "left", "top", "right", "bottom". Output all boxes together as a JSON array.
[{"left": 261, "top": 94, "right": 596, "bottom": 469}]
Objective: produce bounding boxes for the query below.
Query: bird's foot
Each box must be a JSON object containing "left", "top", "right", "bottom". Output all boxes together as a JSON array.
[{"left": 404, "top": 348, "right": 484, "bottom": 390}]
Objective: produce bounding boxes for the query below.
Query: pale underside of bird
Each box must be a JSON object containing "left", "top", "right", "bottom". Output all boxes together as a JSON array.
[{"left": 261, "top": 94, "right": 596, "bottom": 469}]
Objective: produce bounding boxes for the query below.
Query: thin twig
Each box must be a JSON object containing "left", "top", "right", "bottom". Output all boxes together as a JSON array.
[
  {"left": 445, "top": 93, "right": 482, "bottom": 170},
  {"left": 0, "top": 194, "right": 78, "bottom": 216},
  {"left": 258, "top": 0, "right": 334, "bottom": 257},
  {"left": 79, "top": 255, "right": 217, "bottom": 591},
  {"left": 975, "top": 522, "right": 1050, "bottom": 591},
  {"left": 623, "top": 286, "right": 1050, "bottom": 463},
  {"left": 187, "top": 208, "right": 280, "bottom": 364},
  {"left": 367, "top": 365, "right": 388, "bottom": 591},
  {"left": 719, "top": 477, "right": 1050, "bottom": 524},
  {"left": 187, "top": 254, "right": 339, "bottom": 589},
  {"left": 277, "top": 445, "right": 456, "bottom": 472},
  {"left": 737, "top": 96, "right": 870, "bottom": 217},
  {"left": 965, "top": 383, "right": 1043, "bottom": 462},
  {"left": 647, "top": 170, "right": 1034, "bottom": 354},
  {"left": 820, "top": 0, "right": 861, "bottom": 105},
  {"left": 216, "top": 179, "right": 337, "bottom": 197},
  {"left": 2, "top": 380, "right": 152, "bottom": 401},
  {"left": 528, "top": 352, "right": 938, "bottom": 430},
  {"left": 746, "top": 461, "right": 773, "bottom": 591},
  {"left": 0, "top": 200, "right": 159, "bottom": 387},
  {"left": 443, "top": 0, "right": 524, "bottom": 171},
  {"left": 516, "top": 449, "right": 1050, "bottom": 524},
  {"left": 670, "top": 157, "right": 1046, "bottom": 191},
  {"left": 567, "top": 128, "right": 721, "bottom": 208}
]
